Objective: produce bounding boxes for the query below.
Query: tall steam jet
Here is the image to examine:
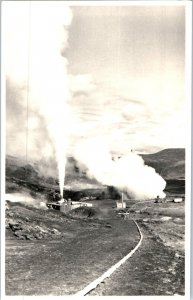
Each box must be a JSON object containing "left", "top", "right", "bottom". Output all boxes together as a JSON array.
[
  {"left": 4, "top": 2, "right": 72, "bottom": 197},
  {"left": 5, "top": 2, "right": 167, "bottom": 200}
]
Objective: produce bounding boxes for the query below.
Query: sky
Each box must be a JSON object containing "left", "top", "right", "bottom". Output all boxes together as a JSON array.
[
  {"left": 66, "top": 5, "right": 186, "bottom": 154},
  {"left": 5, "top": 3, "right": 187, "bottom": 160}
]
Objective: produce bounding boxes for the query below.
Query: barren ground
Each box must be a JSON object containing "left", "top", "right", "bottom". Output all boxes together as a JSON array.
[
  {"left": 5, "top": 203, "right": 139, "bottom": 295},
  {"left": 90, "top": 213, "right": 185, "bottom": 296},
  {"left": 5, "top": 192, "right": 185, "bottom": 296}
]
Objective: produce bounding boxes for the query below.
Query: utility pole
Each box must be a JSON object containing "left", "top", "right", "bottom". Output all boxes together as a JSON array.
[{"left": 122, "top": 192, "right": 124, "bottom": 208}]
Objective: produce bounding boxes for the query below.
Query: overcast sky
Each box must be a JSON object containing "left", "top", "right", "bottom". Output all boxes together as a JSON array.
[
  {"left": 5, "top": 3, "right": 187, "bottom": 159},
  {"left": 66, "top": 5, "right": 186, "bottom": 154}
]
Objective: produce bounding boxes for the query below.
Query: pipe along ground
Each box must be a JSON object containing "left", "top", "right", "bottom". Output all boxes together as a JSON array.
[{"left": 74, "top": 220, "right": 143, "bottom": 296}]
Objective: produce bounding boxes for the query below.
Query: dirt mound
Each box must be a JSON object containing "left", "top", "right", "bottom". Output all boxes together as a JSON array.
[
  {"left": 5, "top": 201, "right": 104, "bottom": 241},
  {"left": 6, "top": 202, "right": 68, "bottom": 240},
  {"left": 6, "top": 218, "right": 61, "bottom": 240},
  {"left": 6, "top": 207, "right": 62, "bottom": 240}
]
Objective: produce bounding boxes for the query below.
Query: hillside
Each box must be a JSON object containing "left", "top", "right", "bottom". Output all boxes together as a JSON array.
[
  {"left": 5, "top": 148, "right": 185, "bottom": 197},
  {"left": 141, "top": 148, "right": 185, "bottom": 180},
  {"left": 6, "top": 155, "right": 101, "bottom": 189}
]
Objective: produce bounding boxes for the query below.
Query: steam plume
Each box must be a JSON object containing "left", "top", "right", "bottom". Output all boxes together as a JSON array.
[
  {"left": 6, "top": 193, "right": 48, "bottom": 210},
  {"left": 74, "top": 138, "right": 166, "bottom": 199},
  {"left": 4, "top": 2, "right": 72, "bottom": 197}
]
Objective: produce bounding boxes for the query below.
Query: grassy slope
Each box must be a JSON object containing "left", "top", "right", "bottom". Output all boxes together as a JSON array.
[
  {"left": 141, "top": 148, "right": 185, "bottom": 180},
  {"left": 6, "top": 148, "right": 185, "bottom": 189},
  {"left": 5, "top": 155, "right": 106, "bottom": 199},
  {"left": 6, "top": 148, "right": 185, "bottom": 198}
]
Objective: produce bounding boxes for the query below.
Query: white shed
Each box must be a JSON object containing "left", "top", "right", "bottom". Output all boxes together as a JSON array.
[
  {"left": 173, "top": 198, "right": 183, "bottom": 203},
  {"left": 116, "top": 201, "right": 126, "bottom": 209}
]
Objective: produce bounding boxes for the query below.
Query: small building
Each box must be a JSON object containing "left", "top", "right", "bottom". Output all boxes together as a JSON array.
[
  {"left": 116, "top": 201, "right": 126, "bottom": 209},
  {"left": 71, "top": 201, "right": 93, "bottom": 209},
  {"left": 173, "top": 198, "right": 183, "bottom": 203},
  {"left": 47, "top": 201, "right": 93, "bottom": 213}
]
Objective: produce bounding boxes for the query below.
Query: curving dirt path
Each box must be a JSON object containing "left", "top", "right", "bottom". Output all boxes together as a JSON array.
[
  {"left": 89, "top": 220, "right": 185, "bottom": 296},
  {"left": 75, "top": 220, "right": 143, "bottom": 296},
  {"left": 5, "top": 200, "right": 185, "bottom": 296},
  {"left": 5, "top": 214, "right": 140, "bottom": 296}
]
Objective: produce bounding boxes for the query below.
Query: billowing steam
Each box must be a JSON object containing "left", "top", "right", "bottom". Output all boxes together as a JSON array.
[
  {"left": 5, "top": 3, "right": 167, "bottom": 201},
  {"left": 6, "top": 193, "right": 48, "bottom": 210},
  {"left": 4, "top": 2, "right": 72, "bottom": 197},
  {"left": 74, "top": 138, "right": 166, "bottom": 200}
]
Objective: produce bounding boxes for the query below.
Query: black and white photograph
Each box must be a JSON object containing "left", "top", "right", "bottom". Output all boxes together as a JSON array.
[{"left": 1, "top": 1, "right": 192, "bottom": 298}]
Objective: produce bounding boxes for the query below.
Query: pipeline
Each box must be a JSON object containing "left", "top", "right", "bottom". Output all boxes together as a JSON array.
[{"left": 74, "top": 219, "right": 143, "bottom": 296}]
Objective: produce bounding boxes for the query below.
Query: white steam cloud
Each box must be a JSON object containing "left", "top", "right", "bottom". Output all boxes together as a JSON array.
[
  {"left": 4, "top": 2, "right": 72, "bottom": 196},
  {"left": 6, "top": 193, "right": 48, "bottom": 210},
  {"left": 4, "top": 2, "right": 166, "bottom": 201},
  {"left": 74, "top": 138, "right": 166, "bottom": 200}
]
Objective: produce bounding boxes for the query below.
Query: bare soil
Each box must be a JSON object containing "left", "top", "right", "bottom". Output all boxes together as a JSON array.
[
  {"left": 5, "top": 152, "right": 186, "bottom": 296},
  {"left": 5, "top": 194, "right": 185, "bottom": 296},
  {"left": 5, "top": 202, "right": 140, "bottom": 295},
  {"left": 90, "top": 220, "right": 184, "bottom": 296},
  {"left": 89, "top": 200, "right": 185, "bottom": 296}
]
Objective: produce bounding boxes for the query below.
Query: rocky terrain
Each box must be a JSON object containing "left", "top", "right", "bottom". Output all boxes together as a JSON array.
[
  {"left": 5, "top": 201, "right": 140, "bottom": 295},
  {"left": 5, "top": 197, "right": 185, "bottom": 296}
]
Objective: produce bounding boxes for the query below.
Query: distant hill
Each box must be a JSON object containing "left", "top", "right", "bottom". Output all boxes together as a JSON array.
[
  {"left": 5, "top": 148, "right": 185, "bottom": 195},
  {"left": 5, "top": 155, "right": 101, "bottom": 193},
  {"left": 141, "top": 148, "right": 185, "bottom": 180}
]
